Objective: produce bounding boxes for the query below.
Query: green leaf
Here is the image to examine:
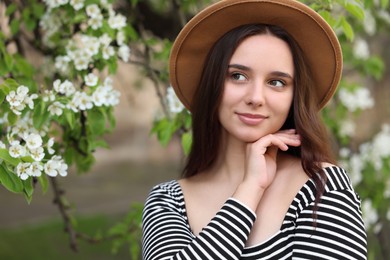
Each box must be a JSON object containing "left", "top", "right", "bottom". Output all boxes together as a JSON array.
[
  {"left": 23, "top": 177, "right": 34, "bottom": 202},
  {"left": 150, "top": 118, "right": 175, "bottom": 146},
  {"left": 365, "top": 56, "right": 385, "bottom": 80},
  {"left": 1, "top": 78, "right": 19, "bottom": 91},
  {"left": 381, "top": 0, "right": 389, "bottom": 8},
  {"left": 5, "top": 3, "right": 17, "bottom": 16},
  {"left": 181, "top": 131, "right": 192, "bottom": 155},
  {"left": 32, "top": 2, "right": 45, "bottom": 18},
  {"left": 344, "top": 1, "right": 365, "bottom": 21},
  {"left": 340, "top": 17, "right": 354, "bottom": 41},
  {"left": 10, "top": 19, "right": 20, "bottom": 35},
  {"left": 63, "top": 147, "right": 75, "bottom": 165},
  {"left": 0, "top": 89, "right": 5, "bottom": 104},
  {"left": 0, "top": 164, "right": 23, "bottom": 193},
  {"left": 107, "top": 58, "right": 118, "bottom": 74},
  {"left": 64, "top": 110, "right": 76, "bottom": 130},
  {"left": 90, "top": 139, "right": 110, "bottom": 150},
  {"left": 7, "top": 111, "right": 18, "bottom": 125},
  {"left": 32, "top": 100, "right": 50, "bottom": 129},
  {"left": 87, "top": 108, "right": 106, "bottom": 136},
  {"left": 0, "top": 149, "right": 21, "bottom": 166},
  {"left": 37, "top": 174, "right": 49, "bottom": 194},
  {"left": 125, "top": 24, "right": 139, "bottom": 41}
]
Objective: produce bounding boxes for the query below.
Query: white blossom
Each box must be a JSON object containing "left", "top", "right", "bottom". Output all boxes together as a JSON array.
[
  {"left": 84, "top": 73, "right": 99, "bottom": 86},
  {"left": 55, "top": 55, "right": 71, "bottom": 75},
  {"left": 47, "top": 138, "right": 55, "bottom": 155},
  {"left": 108, "top": 14, "right": 126, "bottom": 29},
  {"left": 118, "top": 45, "right": 130, "bottom": 62},
  {"left": 362, "top": 200, "right": 378, "bottom": 230},
  {"left": 339, "top": 119, "right": 356, "bottom": 137},
  {"left": 92, "top": 86, "right": 106, "bottom": 106},
  {"left": 25, "top": 133, "right": 43, "bottom": 150},
  {"left": 6, "top": 91, "right": 23, "bottom": 107},
  {"left": 0, "top": 141, "right": 6, "bottom": 149},
  {"left": 88, "top": 14, "right": 103, "bottom": 30},
  {"left": 86, "top": 4, "right": 101, "bottom": 18},
  {"left": 11, "top": 119, "right": 30, "bottom": 139},
  {"left": 66, "top": 98, "right": 79, "bottom": 113},
  {"left": 353, "top": 38, "right": 370, "bottom": 60},
  {"left": 16, "top": 162, "right": 32, "bottom": 180},
  {"left": 363, "top": 10, "right": 376, "bottom": 36},
  {"left": 338, "top": 87, "right": 374, "bottom": 112},
  {"left": 62, "top": 80, "right": 76, "bottom": 96},
  {"left": 104, "top": 77, "right": 113, "bottom": 87},
  {"left": 53, "top": 79, "right": 75, "bottom": 96},
  {"left": 43, "top": 90, "right": 56, "bottom": 102},
  {"left": 348, "top": 154, "right": 364, "bottom": 185},
  {"left": 116, "top": 30, "right": 125, "bottom": 46},
  {"left": 384, "top": 179, "right": 390, "bottom": 199},
  {"left": 17, "top": 86, "right": 29, "bottom": 96},
  {"left": 29, "top": 162, "right": 43, "bottom": 177},
  {"left": 9, "top": 141, "right": 26, "bottom": 158},
  {"left": 378, "top": 10, "right": 390, "bottom": 25},
  {"left": 48, "top": 101, "right": 65, "bottom": 116},
  {"left": 44, "top": 155, "right": 68, "bottom": 177},
  {"left": 70, "top": 0, "right": 84, "bottom": 10},
  {"left": 24, "top": 94, "right": 38, "bottom": 109},
  {"left": 166, "top": 86, "right": 184, "bottom": 113},
  {"left": 79, "top": 92, "right": 93, "bottom": 110},
  {"left": 102, "top": 45, "right": 115, "bottom": 60},
  {"left": 73, "top": 53, "right": 90, "bottom": 71},
  {"left": 30, "top": 147, "right": 45, "bottom": 162},
  {"left": 99, "top": 33, "right": 112, "bottom": 46},
  {"left": 81, "top": 35, "right": 101, "bottom": 56},
  {"left": 43, "top": 0, "right": 69, "bottom": 9}
]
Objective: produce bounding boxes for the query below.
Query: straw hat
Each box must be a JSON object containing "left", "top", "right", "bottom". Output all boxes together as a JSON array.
[{"left": 169, "top": 0, "right": 342, "bottom": 111}]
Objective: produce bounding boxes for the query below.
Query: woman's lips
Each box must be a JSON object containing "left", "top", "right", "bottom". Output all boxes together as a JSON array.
[{"left": 236, "top": 112, "right": 267, "bottom": 126}]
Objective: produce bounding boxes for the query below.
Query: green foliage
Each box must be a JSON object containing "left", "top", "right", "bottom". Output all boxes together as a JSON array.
[
  {"left": 108, "top": 203, "right": 143, "bottom": 259},
  {"left": 1, "top": 0, "right": 389, "bottom": 258}
]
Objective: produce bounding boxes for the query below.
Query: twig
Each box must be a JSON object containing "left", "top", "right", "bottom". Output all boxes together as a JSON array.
[{"left": 49, "top": 177, "right": 79, "bottom": 252}]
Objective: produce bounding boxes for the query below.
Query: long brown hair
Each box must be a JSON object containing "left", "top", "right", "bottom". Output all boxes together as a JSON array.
[{"left": 182, "top": 24, "right": 336, "bottom": 202}]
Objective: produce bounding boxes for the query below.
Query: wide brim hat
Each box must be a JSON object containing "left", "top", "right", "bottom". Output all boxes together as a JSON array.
[{"left": 169, "top": 0, "right": 343, "bottom": 111}]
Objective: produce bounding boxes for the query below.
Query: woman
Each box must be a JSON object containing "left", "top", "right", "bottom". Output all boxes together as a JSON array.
[{"left": 142, "top": 0, "right": 367, "bottom": 259}]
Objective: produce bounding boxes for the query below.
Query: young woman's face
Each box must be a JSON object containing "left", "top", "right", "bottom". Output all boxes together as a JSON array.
[{"left": 219, "top": 34, "right": 294, "bottom": 143}]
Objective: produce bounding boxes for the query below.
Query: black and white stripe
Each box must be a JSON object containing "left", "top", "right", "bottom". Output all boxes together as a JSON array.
[{"left": 142, "top": 166, "right": 367, "bottom": 259}]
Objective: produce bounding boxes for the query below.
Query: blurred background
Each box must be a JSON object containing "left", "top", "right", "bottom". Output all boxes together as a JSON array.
[
  {"left": 0, "top": 0, "right": 389, "bottom": 259},
  {"left": 0, "top": 61, "right": 184, "bottom": 258}
]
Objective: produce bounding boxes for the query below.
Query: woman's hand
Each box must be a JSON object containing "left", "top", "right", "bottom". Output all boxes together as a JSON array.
[
  {"left": 233, "top": 129, "right": 301, "bottom": 211},
  {"left": 245, "top": 129, "right": 301, "bottom": 189}
]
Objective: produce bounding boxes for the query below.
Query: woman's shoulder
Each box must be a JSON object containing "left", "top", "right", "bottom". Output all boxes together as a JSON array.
[
  {"left": 143, "top": 180, "right": 184, "bottom": 210},
  {"left": 320, "top": 163, "right": 355, "bottom": 192},
  {"left": 146, "top": 180, "right": 183, "bottom": 199}
]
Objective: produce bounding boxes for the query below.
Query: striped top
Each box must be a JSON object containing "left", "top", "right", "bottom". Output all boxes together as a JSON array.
[{"left": 142, "top": 166, "right": 367, "bottom": 259}]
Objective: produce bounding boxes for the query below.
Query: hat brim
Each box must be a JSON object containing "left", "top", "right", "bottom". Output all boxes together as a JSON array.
[{"left": 169, "top": 0, "right": 343, "bottom": 111}]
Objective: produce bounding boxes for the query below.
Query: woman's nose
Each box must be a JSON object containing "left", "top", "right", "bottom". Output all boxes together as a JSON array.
[{"left": 245, "top": 82, "right": 265, "bottom": 107}]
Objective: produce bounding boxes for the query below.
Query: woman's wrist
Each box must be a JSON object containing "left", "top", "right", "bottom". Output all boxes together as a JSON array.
[{"left": 232, "top": 181, "right": 265, "bottom": 212}]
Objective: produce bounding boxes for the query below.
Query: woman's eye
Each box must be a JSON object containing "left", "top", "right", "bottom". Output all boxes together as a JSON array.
[
  {"left": 231, "top": 72, "right": 247, "bottom": 81},
  {"left": 269, "top": 80, "right": 285, "bottom": 87}
]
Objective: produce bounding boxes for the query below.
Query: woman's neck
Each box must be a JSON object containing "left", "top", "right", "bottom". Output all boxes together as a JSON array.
[{"left": 207, "top": 131, "right": 247, "bottom": 184}]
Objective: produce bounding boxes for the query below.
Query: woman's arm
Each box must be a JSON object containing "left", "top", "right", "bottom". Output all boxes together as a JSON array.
[
  {"left": 293, "top": 189, "right": 367, "bottom": 259},
  {"left": 142, "top": 186, "right": 256, "bottom": 260}
]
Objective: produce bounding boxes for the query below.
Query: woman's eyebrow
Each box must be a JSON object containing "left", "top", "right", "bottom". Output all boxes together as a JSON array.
[
  {"left": 228, "top": 64, "right": 251, "bottom": 71},
  {"left": 269, "top": 71, "right": 293, "bottom": 79},
  {"left": 228, "top": 64, "right": 293, "bottom": 79}
]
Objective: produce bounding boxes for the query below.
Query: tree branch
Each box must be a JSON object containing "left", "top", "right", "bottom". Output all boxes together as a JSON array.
[{"left": 50, "top": 177, "right": 79, "bottom": 252}]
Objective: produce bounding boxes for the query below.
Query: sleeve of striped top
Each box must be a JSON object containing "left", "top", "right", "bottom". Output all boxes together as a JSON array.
[
  {"left": 293, "top": 189, "right": 367, "bottom": 259},
  {"left": 142, "top": 184, "right": 256, "bottom": 260}
]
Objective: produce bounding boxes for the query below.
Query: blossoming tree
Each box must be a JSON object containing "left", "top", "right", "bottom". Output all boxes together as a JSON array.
[{"left": 0, "top": 0, "right": 389, "bottom": 258}]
